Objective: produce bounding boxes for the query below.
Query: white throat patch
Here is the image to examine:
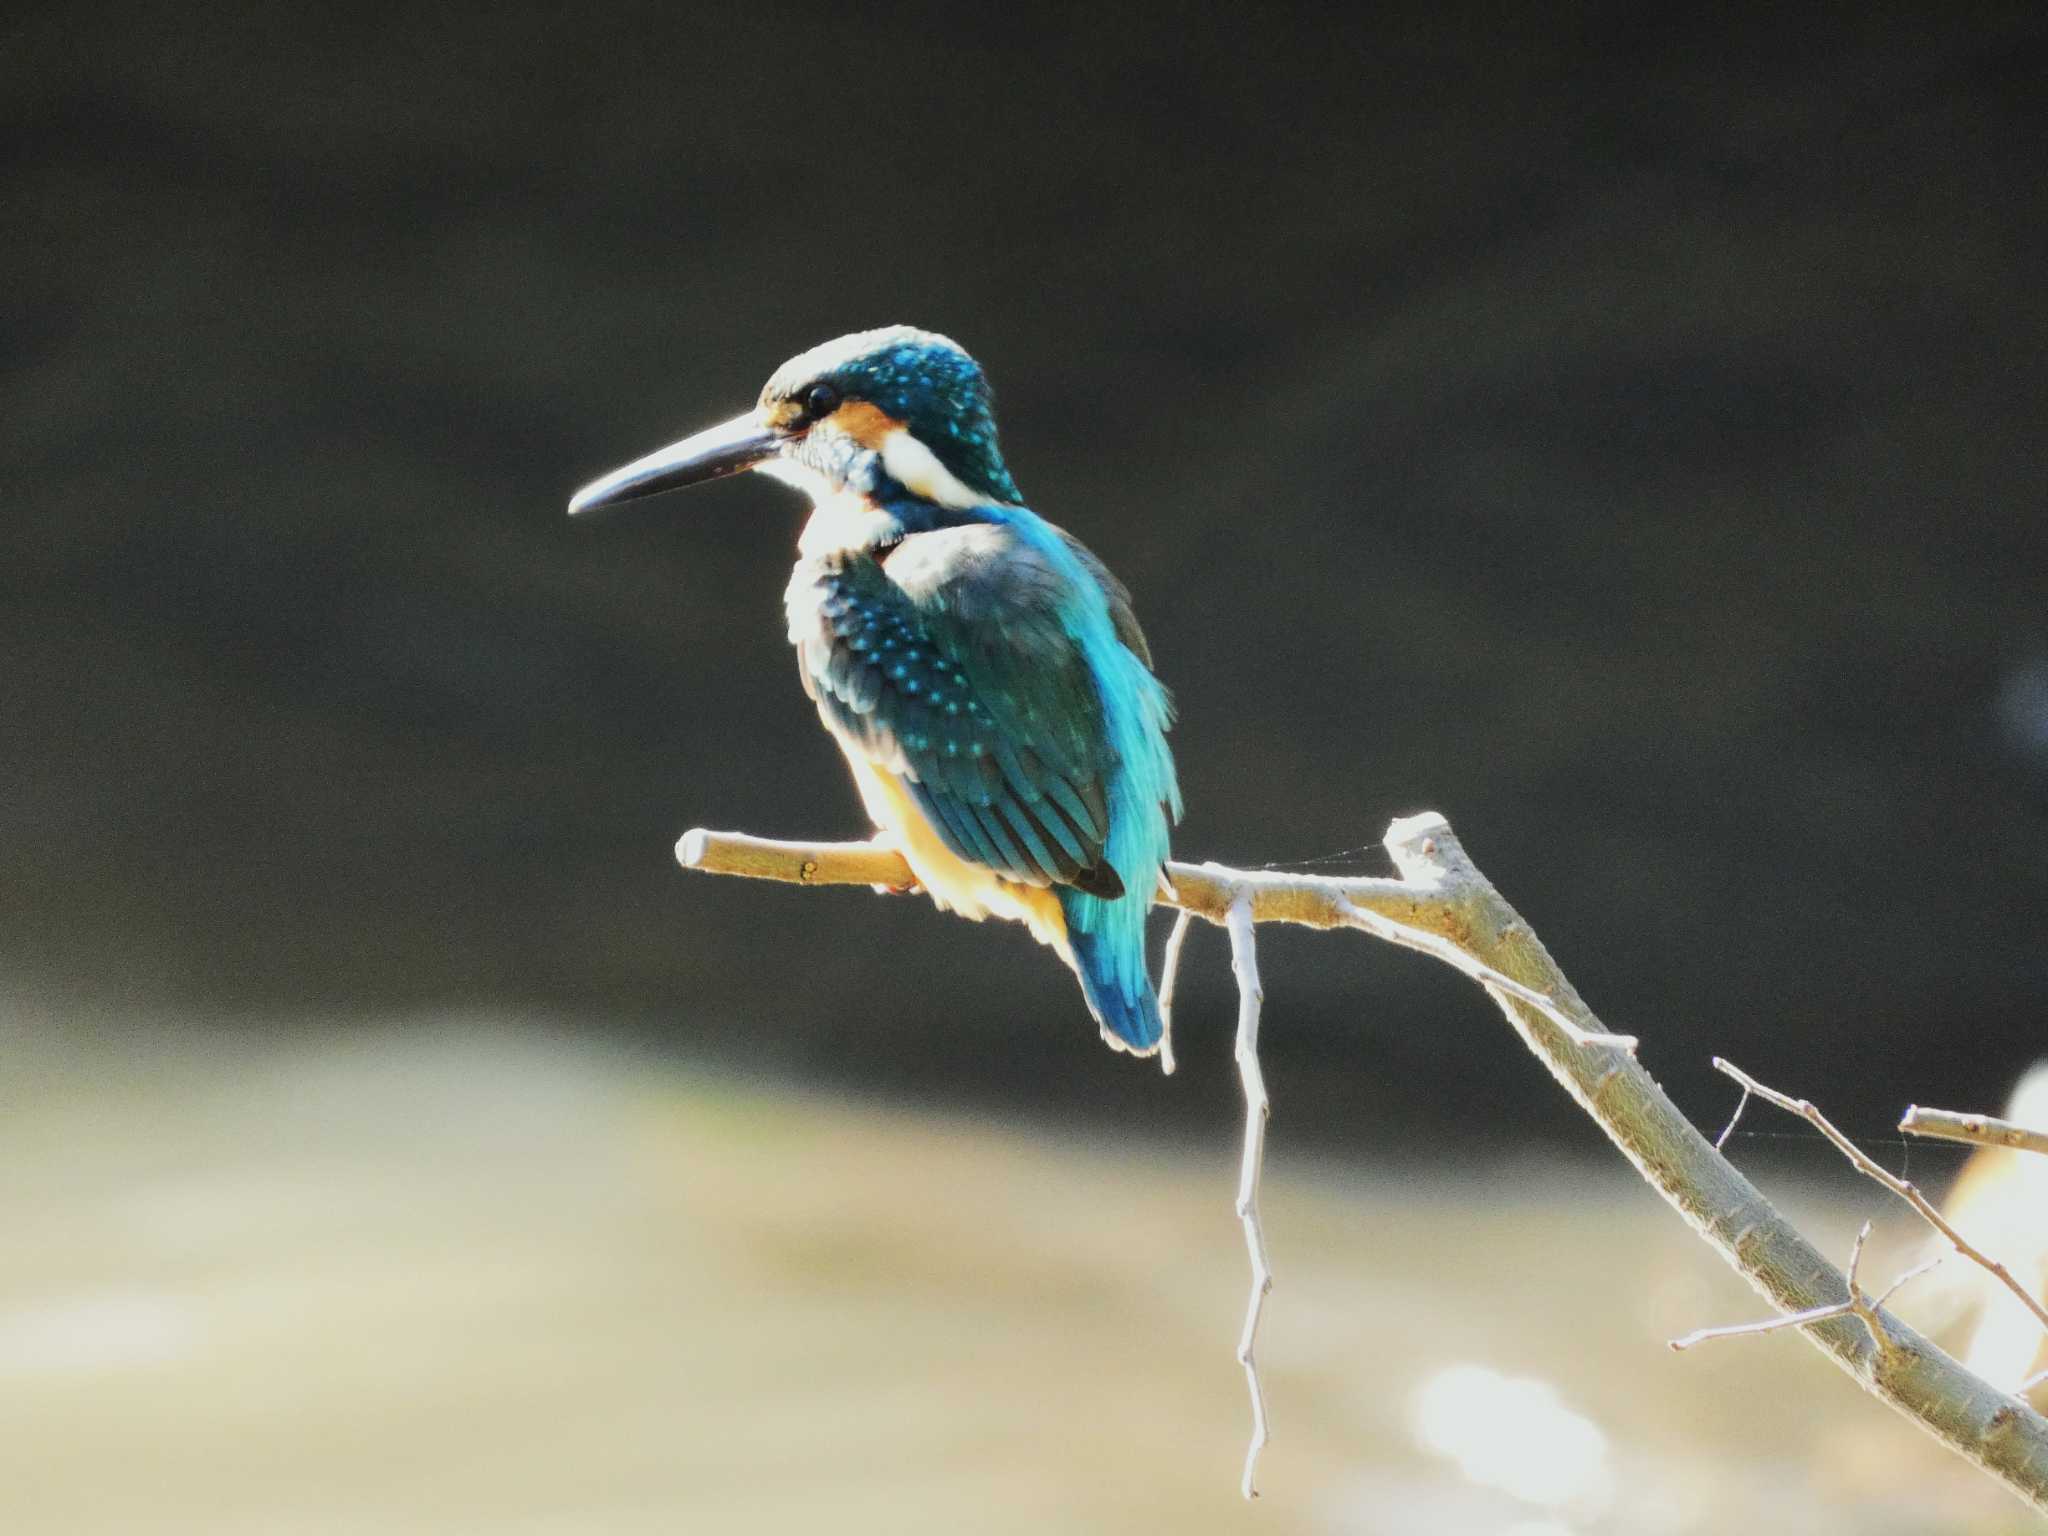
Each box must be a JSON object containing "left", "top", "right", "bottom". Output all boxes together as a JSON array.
[
  {"left": 758, "top": 422, "right": 1001, "bottom": 559},
  {"left": 878, "top": 427, "right": 993, "bottom": 511}
]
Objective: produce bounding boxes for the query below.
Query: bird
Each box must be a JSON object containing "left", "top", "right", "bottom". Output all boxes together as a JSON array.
[{"left": 569, "top": 326, "right": 1182, "bottom": 1058}]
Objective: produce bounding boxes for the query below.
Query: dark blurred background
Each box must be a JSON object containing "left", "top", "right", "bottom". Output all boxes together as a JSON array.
[{"left": 7, "top": 1, "right": 2046, "bottom": 1148}]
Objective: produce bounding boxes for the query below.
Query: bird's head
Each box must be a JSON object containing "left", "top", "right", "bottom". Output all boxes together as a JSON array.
[{"left": 568, "top": 326, "right": 1021, "bottom": 519}]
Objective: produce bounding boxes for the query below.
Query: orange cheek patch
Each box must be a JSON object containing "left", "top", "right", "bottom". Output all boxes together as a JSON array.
[{"left": 825, "top": 400, "right": 904, "bottom": 451}]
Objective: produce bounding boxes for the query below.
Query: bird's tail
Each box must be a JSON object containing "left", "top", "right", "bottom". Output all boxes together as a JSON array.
[{"left": 1056, "top": 886, "right": 1162, "bottom": 1054}]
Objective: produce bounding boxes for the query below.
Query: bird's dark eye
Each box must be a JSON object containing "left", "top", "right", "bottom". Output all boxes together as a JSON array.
[{"left": 803, "top": 382, "right": 841, "bottom": 419}]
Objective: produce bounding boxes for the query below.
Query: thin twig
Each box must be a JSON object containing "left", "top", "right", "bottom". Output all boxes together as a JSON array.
[
  {"left": 1873, "top": 1255, "right": 1949, "bottom": 1311},
  {"left": 1668, "top": 1297, "right": 1868, "bottom": 1351},
  {"left": 1714, "top": 1059, "right": 2048, "bottom": 1349},
  {"left": 1225, "top": 894, "right": 1272, "bottom": 1500},
  {"left": 1672, "top": 1221, "right": 1876, "bottom": 1352},
  {"left": 1156, "top": 907, "right": 1195, "bottom": 1078},
  {"left": 1669, "top": 1222, "right": 1941, "bottom": 1352},
  {"left": 1715, "top": 1081, "right": 1752, "bottom": 1152},
  {"left": 1900, "top": 1105, "right": 2048, "bottom": 1159},
  {"left": 1331, "top": 895, "right": 1638, "bottom": 1052}
]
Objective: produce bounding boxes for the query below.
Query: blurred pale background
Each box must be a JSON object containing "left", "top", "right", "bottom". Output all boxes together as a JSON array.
[{"left": 1, "top": 1003, "right": 2037, "bottom": 1533}]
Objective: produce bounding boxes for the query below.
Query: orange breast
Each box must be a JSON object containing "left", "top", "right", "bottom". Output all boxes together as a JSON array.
[{"left": 837, "top": 742, "right": 1072, "bottom": 962}]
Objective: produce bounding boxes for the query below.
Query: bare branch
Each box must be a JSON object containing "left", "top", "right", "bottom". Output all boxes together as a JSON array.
[
  {"left": 672, "top": 817, "right": 2048, "bottom": 1512},
  {"left": 1331, "top": 893, "right": 1638, "bottom": 1051},
  {"left": 1224, "top": 895, "right": 1272, "bottom": 1500},
  {"left": 677, "top": 829, "right": 1635, "bottom": 1051},
  {"left": 1900, "top": 1104, "right": 2048, "bottom": 1159},
  {"left": 1671, "top": 1222, "right": 1876, "bottom": 1352},
  {"left": 1874, "top": 1255, "right": 1949, "bottom": 1311},
  {"left": 1670, "top": 1222, "right": 1941, "bottom": 1353},
  {"left": 1714, "top": 1081, "right": 1752, "bottom": 1152},
  {"left": 1668, "top": 1298, "right": 1864, "bottom": 1352},
  {"left": 1156, "top": 908, "right": 1195, "bottom": 1079},
  {"left": 1715, "top": 1059, "right": 2048, "bottom": 1349}
]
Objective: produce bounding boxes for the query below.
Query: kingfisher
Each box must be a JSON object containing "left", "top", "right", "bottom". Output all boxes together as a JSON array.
[{"left": 569, "top": 327, "right": 1182, "bottom": 1057}]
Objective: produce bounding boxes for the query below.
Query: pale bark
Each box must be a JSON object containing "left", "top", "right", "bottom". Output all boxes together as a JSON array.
[{"left": 674, "top": 814, "right": 2048, "bottom": 1513}]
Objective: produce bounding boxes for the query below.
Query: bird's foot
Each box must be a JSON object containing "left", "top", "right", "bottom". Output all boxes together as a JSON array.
[{"left": 867, "top": 832, "right": 922, "bottom": 895}]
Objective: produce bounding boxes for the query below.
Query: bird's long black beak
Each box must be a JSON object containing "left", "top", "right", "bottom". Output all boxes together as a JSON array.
[{"left": 567, "top": 412, "right": 780, "bottom": 516}]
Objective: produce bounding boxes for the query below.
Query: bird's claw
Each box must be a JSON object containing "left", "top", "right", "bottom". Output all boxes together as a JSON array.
[{"left": 868, "top": 833, "right": 921, "bottom": 895}]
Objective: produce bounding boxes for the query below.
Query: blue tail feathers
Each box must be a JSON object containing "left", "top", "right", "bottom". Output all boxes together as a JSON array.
[{"left": 1058, "top": 887, "right": 1162, "bottom": 1052}]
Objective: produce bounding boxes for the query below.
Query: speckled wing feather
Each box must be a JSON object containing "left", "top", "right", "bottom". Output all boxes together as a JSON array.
[{"left": 788, "top": 523, "right": 1124, "bottom": 897}]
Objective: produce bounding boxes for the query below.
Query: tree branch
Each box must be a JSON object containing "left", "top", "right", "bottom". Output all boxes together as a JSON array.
[
  {"left": 674, "top": 815, "right": 2048, "bottom": 1514},
  {"left": 1668, "top": 1220, "right": 1942, "bottom": 1353},
  {"left": 1900, "top": 1104, "right": 2048, "bottom": 1159},
  {"left": 1155, "top": 908, "right": 1195, "bottom": 1078},
  {"left": 1225, "top": 895, "right": 1272, "bottom": 1498},
  {"left": 673, "top": 829, "right": 1637, "bottom": 1049},
  {"left": 1716, "top": 1059, "right": 2048, "bottom": 1348}
]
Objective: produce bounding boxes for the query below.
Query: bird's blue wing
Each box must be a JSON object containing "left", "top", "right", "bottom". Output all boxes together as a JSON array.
[{"left": 788, "top": 524, "right": 1124, "bottom": 896}]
